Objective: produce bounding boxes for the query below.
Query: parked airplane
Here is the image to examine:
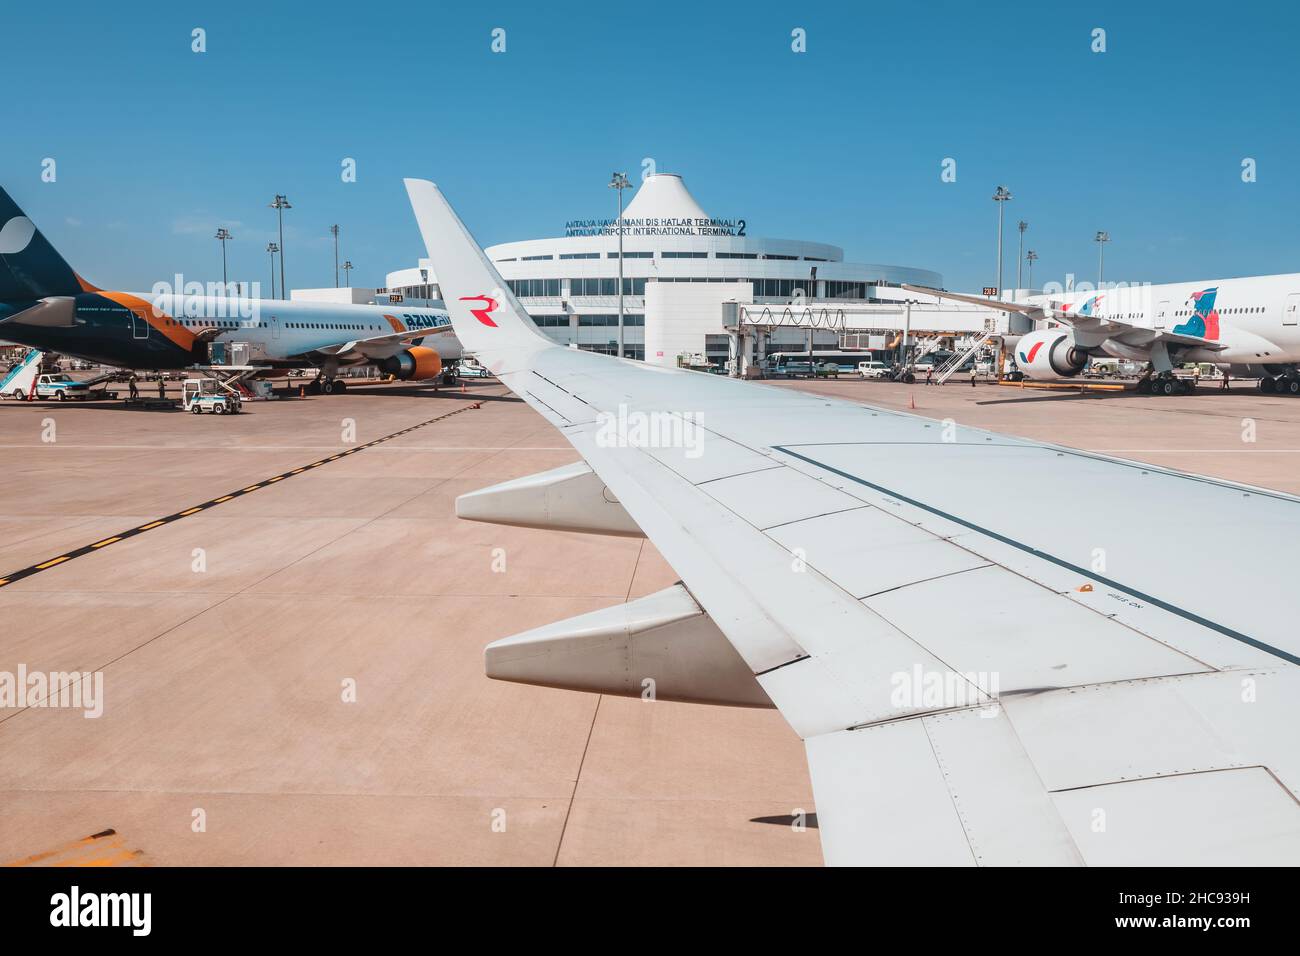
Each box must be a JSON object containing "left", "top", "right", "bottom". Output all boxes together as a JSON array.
[
  {"left": 905, "top": 277, "right": 1300, "bottom": 395},
  {"left": 0, "top": 186, "right": 461, "bottom": 393},
  {"left": 407, "top": 177, "right": 1300, "bottom": 866}
]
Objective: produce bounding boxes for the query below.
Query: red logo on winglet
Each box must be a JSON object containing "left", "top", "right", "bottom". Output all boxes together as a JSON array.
[{"left": 459, "top": 295, "right": 499, "bottom": 327}]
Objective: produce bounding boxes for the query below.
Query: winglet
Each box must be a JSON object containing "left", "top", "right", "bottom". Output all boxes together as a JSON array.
[{"left": 403, "top": 178, "right": 552, "bottom": 360}]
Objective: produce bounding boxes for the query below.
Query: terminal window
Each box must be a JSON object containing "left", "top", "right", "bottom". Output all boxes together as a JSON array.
[
  {"left": 578, "top": 314, "right": 644, "bottom": 327},
  {"left": 824, "top": 281, "right": 868, "bottom": 299},
  {"left": 753, "top": 278, "right": 802, "bottom": 298},
  {"left": 508, "top": 278, "right": 562, "bottom": 297},
  {"left": 580, "top": 344, "right": 645, "bottom": 360},
  {"left": 568, "top": 277, "right": 647, "bottom": 296}
]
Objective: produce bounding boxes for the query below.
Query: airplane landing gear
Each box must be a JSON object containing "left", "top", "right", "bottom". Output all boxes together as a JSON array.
[
  {"left": 1259, "top": 374, "right": 1300, "bottom": 395},
  {"left": 1139, "top": 373, "right": 1191, "bottom": 396},
  {"left": 307, "top": 377, "right": 346, "bottom": 395}
]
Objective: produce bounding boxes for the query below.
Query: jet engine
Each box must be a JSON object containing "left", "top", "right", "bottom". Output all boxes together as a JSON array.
[
  {"left": 1013, "top": 328, "right": 1088, "bottom": 381},
  {"left": 378, "top": 346, "right": 442, "bottom": 381}
]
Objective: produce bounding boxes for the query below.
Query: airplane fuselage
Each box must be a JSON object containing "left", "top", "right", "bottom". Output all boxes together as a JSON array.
[
  {"left": 0, "top": 292, "right": 460, "bottom": 371},
  {"left": 1029, "top": 273, "right": 1300, "bottom": 372}
]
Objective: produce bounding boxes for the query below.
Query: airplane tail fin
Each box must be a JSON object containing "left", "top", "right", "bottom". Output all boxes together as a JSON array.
[
  {"left": 0, "top": 186, "right": 91, "bottom": 302},
  {"left": 403, "top": 178, "right": 553, "bottom": 360}
]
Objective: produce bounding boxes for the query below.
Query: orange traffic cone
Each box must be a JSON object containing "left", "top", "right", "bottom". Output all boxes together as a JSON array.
[
  {"left": 299, "top": 385, "right": 304, "bottom": 397},
  {"left": 909, "top": 393, "right": 916, "bottom": 410}
]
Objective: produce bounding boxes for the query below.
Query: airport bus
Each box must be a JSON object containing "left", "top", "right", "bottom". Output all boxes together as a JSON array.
[{"left": 766, "top": 351, "right": 882, "bottom": 376}]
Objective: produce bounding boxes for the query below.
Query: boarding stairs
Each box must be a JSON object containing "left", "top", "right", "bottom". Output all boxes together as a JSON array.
[
  {"left": 934, "top": 332, "right": 997, "bottom": 385},
  {"left": 907, "top": 335, "right": 945, "bottom": 366}
]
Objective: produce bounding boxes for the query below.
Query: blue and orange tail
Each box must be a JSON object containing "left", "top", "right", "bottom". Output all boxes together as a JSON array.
[{"left": 0, "top": 186, "right": 93, "bottom": 302}]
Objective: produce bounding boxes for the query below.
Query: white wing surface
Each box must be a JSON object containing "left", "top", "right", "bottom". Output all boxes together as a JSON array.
[{"left": 407, "top": 179, "right": 1300, "bottom": 866}]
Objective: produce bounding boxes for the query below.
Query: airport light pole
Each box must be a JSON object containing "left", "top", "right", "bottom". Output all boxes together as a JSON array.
[
  {"left": 1026, "top": 250, "right": 1038, "bottom": 290},
  {"left": 992, "top": 186, "right": 1013, "bottom": 298},
  {"left": 330, "top": 224, "right": 340, "bottom": 287},
  {"left": 269, "top": 194, "right": 291, "bottom": 298},
  {"left": 267, "top": 242, "right": 279, "bottom": 299},
  {"left": 214, "top": 227, "right": 232, "bottom": 287},
  {"left": 608, "top": 172, "right": 631, "bottom": 358},
  {"left": 902, "top": 298, "right": 914, "bottom": 368},
  {"left": 1095, "top": 231, "right": 1110, "bottom": 287},
  {"left": 1016, "top": 220, "right": 1028, "bottom": 293},
  {"left": 342, "top": 259, "right": 353, "bottom": 287}
]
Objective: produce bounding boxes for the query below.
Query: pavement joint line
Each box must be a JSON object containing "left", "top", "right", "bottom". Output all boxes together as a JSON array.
[{"left": 0, "top": 402, "right": 481, "bottom": 591}]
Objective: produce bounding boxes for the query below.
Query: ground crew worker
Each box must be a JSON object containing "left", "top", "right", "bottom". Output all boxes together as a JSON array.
[
  {"left": 157, "top": 378, "right": 166, "bottom": 400},
  {"left": 970, "top": 366, "right": 978, "bottom": 387},
  {"left": 925, "top": 366, "right": 934, "bottom": 386},
  {"left": 127, "top": 375, "right": 139, "bottom": 400}
]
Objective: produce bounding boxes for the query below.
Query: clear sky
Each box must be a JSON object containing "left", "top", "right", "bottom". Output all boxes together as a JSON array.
[{"left": 3, "top": 0, "right": 1296, "bottom": 295}]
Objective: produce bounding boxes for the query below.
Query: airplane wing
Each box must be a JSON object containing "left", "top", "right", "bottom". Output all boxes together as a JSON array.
[
  {"left": 301, "top": 323, "right": 461, "bottom": 362},
  {"left": 901, "top": 283, "right": 1226, "bottom": 350},
  {"left": 408, "top": 178, "right": 1300, "bottom": 866},
  {"left": 900, "top": 283, "right": 1048, "bottom": 319}
]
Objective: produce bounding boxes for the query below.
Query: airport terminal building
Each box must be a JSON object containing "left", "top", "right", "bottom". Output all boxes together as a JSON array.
[{"left": 382, "top": 173, "right": 945, "bottom": 367}]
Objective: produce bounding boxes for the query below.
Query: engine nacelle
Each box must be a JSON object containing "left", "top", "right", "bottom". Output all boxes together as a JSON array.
[
  {"left": 1014, "top": 328, "right": 1088, "bottom": 381},
  {"left": 378, "top": 346, "right": 443, "bottom": 381}
]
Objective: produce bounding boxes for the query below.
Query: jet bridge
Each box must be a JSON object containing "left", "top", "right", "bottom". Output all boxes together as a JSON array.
[{"left": 720, "top": 298, "right": 1007, "bottom": 378}]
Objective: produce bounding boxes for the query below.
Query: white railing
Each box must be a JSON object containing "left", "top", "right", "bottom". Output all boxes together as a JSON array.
[{"left": 935, "top": 332, "right": 997, "bottom": 384}]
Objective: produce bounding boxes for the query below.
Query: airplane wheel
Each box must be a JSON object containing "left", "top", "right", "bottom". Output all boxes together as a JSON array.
[
  {"left": 1260, "top": 377, "right": 1277, "bottom": 394},
  {"left": 1287, "top": 379, "right": 1300, "bottom": 395},
  {"left": 321, "top": 380, "right": 336, "bottom": 395},
  {"left": 1136, "top": 379, "right": 1151, "bottom": 394},
  {"left": 333, "top": 380, "right": 347, "bottom": 393},
  {"left": 903, "top": 372, "right": 915, "bottom": 384}
]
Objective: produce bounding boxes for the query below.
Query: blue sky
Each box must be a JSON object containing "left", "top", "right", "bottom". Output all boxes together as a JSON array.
[{"left": 3, "top": 0, "right": 1296, "bottom": 294}]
